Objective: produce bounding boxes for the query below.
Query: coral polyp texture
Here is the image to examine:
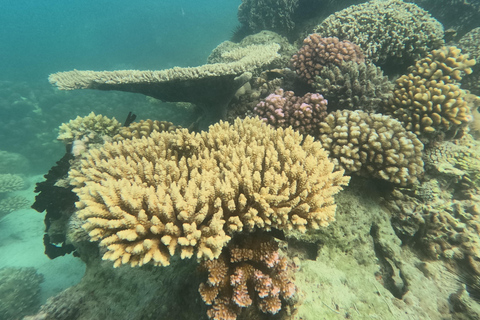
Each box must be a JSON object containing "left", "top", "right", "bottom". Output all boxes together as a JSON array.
[
  {"left": 312, "top": 61, "right": 393, "bottom": 112},
  {"left": 312, "top": 0, "right": 444, "bottom": 66},
  {"left": 112, "top": 119, "right": 178, "bottom": 141},
  {"left": 317, "top": 110, "right": 424, "bottom": 186},
  {"left": 253, "top": 89, "right": 328, "bottom": 135},
  {"left": 199, "top": 235, "right": 295, "bottom": 320},
  {"left": 69, "top": 117, "right": 349, "bottom": 267},
  {"left": 291, "top": 35, "right": 364, "bottom": 84},
  {"left": 57, "top": 112, "right": 121, "bottom": 145},
  {"left": 238, "top": 0, "right": 300, "bottom": 34},
  {"left": 386, "top": 46, "right": 475, "bottom": 137}
]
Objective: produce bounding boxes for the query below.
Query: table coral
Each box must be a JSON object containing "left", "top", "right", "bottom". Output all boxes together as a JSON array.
[
  {"left": 69, "top": 117, "right": 349, "bottom": 267},
  {"left": 291, "top": 35, "right": 364, "bottom": 85},
  {"left": 312, "top": 0, "right": 444, "bottom": 66},
  {"left": 253, "top": 88, "right": 328, "bottom": 135},
  {"left": 312, "top": 61, "right": 393, "bottom": 112},
  {"left": 316, "top": 110, "right": 424, "bottom": 186},
  {"left": 199, "top": 234, "right": 295, "bottom": 320},
  {"left": 386, "top": 46, "right": 475, "bottom": 137}
]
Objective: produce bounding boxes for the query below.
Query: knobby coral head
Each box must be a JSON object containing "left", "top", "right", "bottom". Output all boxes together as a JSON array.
[{"left": 69, "top": 117, "right": 349, "bottom": 268}]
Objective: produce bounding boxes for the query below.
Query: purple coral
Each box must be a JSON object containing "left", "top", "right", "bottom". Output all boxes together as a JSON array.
[{"left": 254, "top": 89, "right": 328, "bottom": 136}]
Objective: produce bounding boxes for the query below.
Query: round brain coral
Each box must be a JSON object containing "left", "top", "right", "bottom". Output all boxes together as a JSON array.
[
  {"left": 317, "top": 110, "right": 424, "bottom": 186},
  {"left": 291, "top": 35, "right": 364, "bottom": 84},
  {"left": 69, "top": 117, "right": 349, "bottom": 267},
  {"left": 312, "top": 0, "right": 444, "bottom": 66}
]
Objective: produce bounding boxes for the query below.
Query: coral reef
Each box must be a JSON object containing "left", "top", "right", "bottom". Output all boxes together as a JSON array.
[
  {"left": 237, "top": 0, "right": 300, "bottom": 35},
  {"left": 209, "top": 31, "right": 296, "bottom": 71},
  {"left": 0, "top": 267, "right": 44, "bottom": 320},
  {"left": 113, "top": 119, "right": 178, "bottom": 141},
  {"left": 312, "top": 61, "right": 393, "bottom": 112},
  {"left": 457, "top": 27, "right": 480, "bottom": 95},
  {"left": 49, "top": 44, "right": 280, "bottom": 126},
  {"left": 385, "top": 46, "right": 475, "bottom": 138},
  {"left": 253, "top": 89, "right": 328, "bottom": 136},
  {"left": 199, "top": 234, "right": 296, "bottom": 319},
  {"left": 0, "top": 173, "right": 28, "bottom": 218},
  {"left": 316, "top": 110, "right": 424, "bottom": 186},
  {"left": 290, "top": 35, "right": 364, "bottom": 85},
  {"left": 0, "top": 173, "right": 24, "bottom": 193},
  {"left": 312, "top": 0, "right": 444, "bottom": 67},
  {"left": 69, "top": 117, "right": 349, "bottom": 267},
  {"left": 57, "top": 112, "right": 122, "bottom": 153}
]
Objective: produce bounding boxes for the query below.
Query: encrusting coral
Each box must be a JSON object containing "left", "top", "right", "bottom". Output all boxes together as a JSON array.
[
  {"left": 291, "top": 35, "right": 364, "bottom": 85},
  {"left": 199, "top": 234, "right": 296, "bottom": 320},
  {"left": 386, "top": 46, "right": 476, "bottom": 137},
  {"left": 316, "top": 110, "right": 424, "bottom": 186},
  {"left": 253, "top": 88, "right": 328, "bottom": 136},
  {"left": 312, "top": 61, "right": 393, "bottom": 112},
  {"left": 69, "top": 117, "right": 349, "bottom": 268},
  {"left": 312, "top": 0, "right": 444, "bottom": 66}
]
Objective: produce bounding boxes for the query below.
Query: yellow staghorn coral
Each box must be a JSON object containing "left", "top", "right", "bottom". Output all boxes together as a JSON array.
[
  {"left": 69, "top": 117, "right": 349, "bottom": 268},
  {"left": 112, "top": 119, "right": 178, "bottom": 141},
  {"left": 57, "top": 112, "right": 122, "bottom": 145},
  {"left": 386, "top": 46, "right": 475, "bottom": 137}
]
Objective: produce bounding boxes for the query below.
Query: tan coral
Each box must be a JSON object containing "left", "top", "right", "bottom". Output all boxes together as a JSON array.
[
  {"left": 69, "top": 117, "right": 349, "bottom": 267},
  {"left": 113, "top": 119, "right": 178, "bottom": 141},
  {"left": 317, "top": 110, "right": 424, "bottom": 186},
  {"left": 386, "top": 46, "right": 475, "bottom": 137},
  {"left": 312, "top": 0, "right": 444, "bottom": 65},
  {"left": 57, "top": 112, "right": 121, "bottom": 145}
]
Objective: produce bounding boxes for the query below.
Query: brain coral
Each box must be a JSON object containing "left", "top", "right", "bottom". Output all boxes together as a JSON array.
[
  {"left": 69, "top": 117, "right": 349, "bottom": 267},
  {"left": 385, "top": 46, "right": 475, "bottom": 137},
  {"left": 317, "top": 110, "right": 424, "bottom": 186},
  {"left": 312, "top": 0, "right": 444, "bottom": 66},
  {"left": 291, "top": 35, "right": 364, "bottom": 84},
  {"left": 312, "top": 61, "right": 393, "bottom": 112},
  {"left": 253, "top": 89, "right": 328, "bottom": 136}
]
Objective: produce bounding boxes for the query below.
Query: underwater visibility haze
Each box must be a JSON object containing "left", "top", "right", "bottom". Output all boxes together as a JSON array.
[{"left": 1, "top": 0, "right": 480, "bottom": 319}]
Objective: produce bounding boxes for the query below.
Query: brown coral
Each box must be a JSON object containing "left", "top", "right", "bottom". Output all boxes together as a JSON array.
[
  {"left": 69, "top": 117, "right": 349, "bottom": 267},
  {"left": 317, "top": 110, "right": 424, "bottom": 186},
  {"left": 291, "top": 35, "right": 364, "bottom": 84},
  {"left": 312, "top": 0, "right": 444, "bottom": 66},
  {"left": 199, "top": 235, "right": 296, "bottom": 320}
]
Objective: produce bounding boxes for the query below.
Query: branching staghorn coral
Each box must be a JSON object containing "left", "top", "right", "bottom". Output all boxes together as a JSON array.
[
  {"left": 112, "top": 119, "right": 178, "bottom": 141},
  {"left": 0, "top": 174, "right": 28, "bottom": 218},
  {"left": 69, "top": 117, "right": 349, "bottom": 268},
  {"left": 253, "top": 89, "right": 328, "bottom": 136},
  {"left": 386, "top": 46, "right": 475, "bottom": 137},
  {"left": 291, "top": 35, "right": 364, "bottom": 85},
  {"left": 316, "top": 110, "right": 424, "bottom": 186},
  {"left": 312, "top": 0, "right": 444, "bottom": 66},
  {"left": 0, "top": 174, "right": 24, "bottom": 193},
  {"left": 199, "top": 234, "right": 296, "bottom": 320}
]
